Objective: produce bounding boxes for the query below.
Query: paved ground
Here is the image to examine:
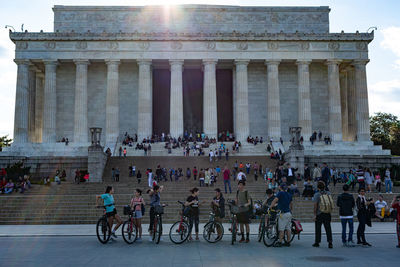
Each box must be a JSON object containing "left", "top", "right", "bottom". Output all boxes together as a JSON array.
[{"left": 0, "top": 234, "right": 399, "bottom": 267}]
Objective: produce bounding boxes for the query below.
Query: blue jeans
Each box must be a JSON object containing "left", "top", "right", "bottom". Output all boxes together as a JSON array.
[
  {"left": 340, "top": 218, "right": 354, "bottom": 243},
  {"left": 385, "top": 180, "right": 392, "bottom": 192},
  {"left": 4, "top": 187, "right": 13, "bottom": 194},
  {"left": 224, "top": 179, "right": 232, "bottom": 194}
]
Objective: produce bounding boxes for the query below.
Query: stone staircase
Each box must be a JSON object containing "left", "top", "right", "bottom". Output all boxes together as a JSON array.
[{"left": 0, "top": 155, "right": 398, "bottom": 225}]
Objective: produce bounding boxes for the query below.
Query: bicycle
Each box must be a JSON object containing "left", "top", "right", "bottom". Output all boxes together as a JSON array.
[
  {"left": 254, "top": 200, "right": 268, "bottom": 242},
  {"left": 227, "top": 200, "right": 239, "bottom": 245},
  {"left": 151, "top": 204, "right": 167, "bottom": 244},
  {"left": 121, "top": 204, "right": 139, "bottom": 244},
  {"left": 263, "top": 208, "right": 281, "bottom": 247},
  {"left": 203, "top": 209, "right": 224, "bottom": 243},
  {"left": 169, "top": 201, "right": 190, "bottom": 244},
  {"left": 96, "top": 206, "right": 111, "bottom": 244}
]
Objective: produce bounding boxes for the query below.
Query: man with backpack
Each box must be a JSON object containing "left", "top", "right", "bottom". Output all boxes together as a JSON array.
[
  {"left": 337, "top": 184, "right": 356, "bottom": 247},
  {"left": 236, "top": 180, "right": 252, "bottom": 243},
  {"left": 313, "top": 181, "right": 333, "bottom": 248}
]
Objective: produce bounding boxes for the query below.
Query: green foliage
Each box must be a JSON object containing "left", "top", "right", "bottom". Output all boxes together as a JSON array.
[
  {"left": 5, "top": 161, "right": 30, "bottom": 180},
  {"left": 370, "top": 112, "right": 400, "bottom": 155},
  {"left": 0, "top": 135, "right": 12, "bottom": 151}
]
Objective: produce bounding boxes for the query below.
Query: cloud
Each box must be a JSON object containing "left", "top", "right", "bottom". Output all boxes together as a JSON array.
[
  {"left": 381, "top": 27, "right": 400, "bottom": 69},
  {"left": 369, "top": 79, "right": 400, "bottom": 117}
]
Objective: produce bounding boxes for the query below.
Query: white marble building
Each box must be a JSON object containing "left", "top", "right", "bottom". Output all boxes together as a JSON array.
[{"left": 5, "top": 5, "right": 389, "bottom": 156}]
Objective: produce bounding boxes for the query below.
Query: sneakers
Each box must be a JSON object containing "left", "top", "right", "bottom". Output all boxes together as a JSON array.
[
  {"left": 149, "top": 237, "right": 153, "bottom": 242},
  {"left": 239, "top": 238, "right": 246, "bottom": 243},
  {"left": 347, "top": 241, "right": 355, "bottom": 247},
  {"left": 273, "top": 242, "right": 283, "bottom": 247},
  {"left": 312, "top": 243, "right": 320, "bottom": 247},
  {"left": 362, "top": 242, "right": 372, "bottom": 247},
  {"left": 245, "top": 238, "right": 250, "bottom": 243}
]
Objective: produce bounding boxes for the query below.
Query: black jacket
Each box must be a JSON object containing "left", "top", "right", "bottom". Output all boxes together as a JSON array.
[{"left": 336, "top": 193, "right": 355, "bottom": 217}]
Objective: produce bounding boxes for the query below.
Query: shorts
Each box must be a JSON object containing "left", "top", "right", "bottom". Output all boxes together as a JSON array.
[
  {"left": 237, "top": 212, "right": 250, "bottom": 224},
  {"left": 135, "top": 210, "right": 143, "bottom": 219},
  {"left": 106, "top": 208, "right": 117, "bottom": 218},
  {"left": 278, "top": 212, "right": 292, "bottom": 232}
]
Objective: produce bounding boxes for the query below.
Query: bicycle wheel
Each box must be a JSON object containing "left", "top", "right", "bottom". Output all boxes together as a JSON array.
[
  {"left": 231, "top": 218, "right": 237, "bottom": 245},
  {"left": 169, "top": 221, "right": 190, "bottom": 244},
  {"left": 263, "top": 223, "right": 278, "bottom": 247},
  {"left": 155, "top": 216, "right": 162, "bottom": 244},
  {"left": 203, "top": 221, "right": 224, "bottom": 243},
  {"left": 96, "top": 217, "right": 111, "bottom": 244},
  {"left": 258, "top": 219, "right": 265, "bottom": 242},
  {"left": 284, "top": 221, "right": 296, "bottom": 244},
  {"left": 122, "top": 219, "right": 137, "bottom": 244}
]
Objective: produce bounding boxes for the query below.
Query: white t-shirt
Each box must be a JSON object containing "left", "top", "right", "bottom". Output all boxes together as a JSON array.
[
  {"left": 288, "top": 168, "right": 293, "bottom": 177},
  {"left": 237, "top": 172, "right": 246, "bottom": 181},
  {"left": 374, "top": 200, "right": 387, "bottom": 212}
]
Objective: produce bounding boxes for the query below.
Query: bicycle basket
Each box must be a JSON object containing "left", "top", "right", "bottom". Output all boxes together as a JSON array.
[
  {"left": 230, "top": 205, "right": 240, "bottom": 215},
  {"left": 154, "top": 205, "right": 164, "bottom": 214},
  {"left": 123, "top": 205, "right": 131, "bottom": 215}
]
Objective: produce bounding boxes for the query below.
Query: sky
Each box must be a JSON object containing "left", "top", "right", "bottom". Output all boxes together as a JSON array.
[{"left": 0, "top": 0, "right": 399, "bottom": 138}]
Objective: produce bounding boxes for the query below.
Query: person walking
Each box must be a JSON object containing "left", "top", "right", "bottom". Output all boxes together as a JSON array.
[
  {"left": 115, "top": 168, "right": 120, "bottom": 182},
  {"left": 337, "top": 184, "right": 355, "bottom": 247},
  {"left": 136, "top": 170, "right": 142, "bottom": 184},
  {"left": 356, "top": 188, "right": 372, "bottom": 246},
  {"left": 391, "top": 195, "right": 400, "bottom": 248},
  {"left": 384, "top": 168, "right": 392, "bottom": 193},
  {"left": 312, "top": 181, "right": 333, "bottom": 248},
  {"left": 312, "top": 164, "right": 322, "bottom": 181},
  {"left": 321, "top": 163, "right": 330, "bottom": 191},
  {"left": 223, "top": 166, "right": 232, "bottom": 194}
]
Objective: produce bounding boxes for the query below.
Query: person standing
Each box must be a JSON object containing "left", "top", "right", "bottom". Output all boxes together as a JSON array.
[
  {"left": 270, "top": 183, "right": 293, "bottom": 247},
  {"left": 356, "top": 166, "right": 366, "bottom": 191},
  {"left": 304, "top": 164, "right": 311, "bottom": 181},
  {"left": 130, "top": 189, "right": 145, "bottom": 241},
  {"left": 312, "top": 181, "right": 333, "bottom": 248},
  {"left": 312, "top": 164, "right": 322, "bottom": 181},
  {"left": 384, "top": 168, "right": 392, "bottom": 193},
  {"left": 391, "top": 195, "right": 400, "bottom": 248},
  {"left": 185, "top": 188, "right": 200, "bottom": 241},
  {"left": 199, "top": 169, "right": 205, "bottom": 187},
  {"left": 111, "top": 168, "right": 115, "bottom": 182},
  {"left": 119, "top": 146, "right": 122, "bottom": 157},
  {"left": 284, "top": 163, "right": 297, "bottom": 185},
  {"left": 356, "top": 188, "right": 372, "bottom": 246},
  {"left": 147, "top": 169, "right": 154, "bottom": 188},
  {"left": 337, "top": 184, "right": 355, "bottom": 247},
  {"left": 123, "top": 147, "right": 127, "bottom": 157},
  {"left": 236, "top": 181, "right": 251, "bottom": 243},
  {"left": 148, "top": 185, "right": 163, "bottom": 241},
  {"left": 211, "top": 188, "right": 225, "bottom": 239},
  {"left": 223, "top": 166, "right": 232, "bottom": 194},
  {"left": 225, "top": 149, "right": 229, "bottom": 161},
  {"left": 136, "top": 170, "right": 142, "bottom": 184},
  {"left": 115, "top": 168, "right": 120, "bottom": 182},
  {"left": 321, "top": 163, "right": 330, "bottom": 191}
]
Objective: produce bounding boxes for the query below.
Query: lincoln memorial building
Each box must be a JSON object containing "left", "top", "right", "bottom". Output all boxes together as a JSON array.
[{"left": 5, "top": 5, "right": 389, "bottom": 156}]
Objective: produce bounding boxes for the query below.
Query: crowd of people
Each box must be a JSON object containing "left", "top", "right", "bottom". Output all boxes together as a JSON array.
[
  {"left": 309, "top": 131, "right": 332, "bottom": 145},
  {"left": 0, "top": 174, "right": 32, "bottom": 194}
]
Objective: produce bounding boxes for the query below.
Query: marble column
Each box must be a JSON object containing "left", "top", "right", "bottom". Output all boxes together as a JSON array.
[
  {"left": 203, "top": 59, "right": 218, "bottom": 138},
  {"left": 339, "top": 69, "right": 349, "bottom": 141},
  {"left": 34, "top": 70, "right": 44, "bottom": 143},
  {"left": 346, "top": 66, "right": 357, "bottom": 141},
  {"left": 28, "top": 65, "right": 36, "bottom": 142},
  {"left": 105, "top": 60, "right": 120, "bottom": 144},
  {"left": 42, "top": 60, "right": 58, "bottom": 143},
  {"left": 137, "top": 59, "right": 152, "bottom": 140},
  {"left": 13, "top": 59, "right": 30, "bottom": 144},
  {"left": 73, "top": 59, "right": 90, "bottom": 144},
  {"left": 265, "top": 60, "right": 281, "bottom": 140},
  {"left": 326, "top": 60, "right": 343, "bottom": 141},
  {"left": 234, "top": 60, "right": 250, "bottom": 141},
  {"left": 296, "top": 60, "right": 312, "bottom": 139},
  {"left": 169, "top": 59, "right": 184, "bottom": 137},
  {"left": 354, "top": 60, "right": 371, "bottom": 141}
]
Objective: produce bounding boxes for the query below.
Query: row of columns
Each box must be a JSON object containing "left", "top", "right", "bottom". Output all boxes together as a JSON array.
[{"left": 12, "top": 58, "right": 371, "bottom": 145}]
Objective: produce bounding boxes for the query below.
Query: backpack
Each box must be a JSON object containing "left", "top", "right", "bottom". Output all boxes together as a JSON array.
[{"left": 319, "top": 193, "right": 334, "bottom": 213}]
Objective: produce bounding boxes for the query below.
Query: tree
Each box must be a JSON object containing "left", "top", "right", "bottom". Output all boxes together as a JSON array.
[
  {"left": 370, "top": 112, "right": 400, "bottom": 155},
  {"left": 0, "top": 135, "right": 12, "bottom": 151}
]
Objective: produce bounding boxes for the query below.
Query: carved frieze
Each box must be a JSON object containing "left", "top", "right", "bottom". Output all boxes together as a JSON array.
[
  {"left": 75, "top": 41, "right": 87, "bottom": 49},
  {"left": 206, "top": 42, "right": 216, "bottom": 50},
  {"left": 237, "top": 42, "right": 248, "bottom": 50},
  {"left": 300, "top": 42, "right": 310, "bottom": 50},
  {"left": 44, "top": 41, "right": 56, "bottom": 49},
  {"left": 138, "top": 41, "right": 150, "bottom": 50},
  {"left": 328, "top": 42, "right": 340, "bottom": 51},
  {"left": 16, "top": 41, "right": 28, "bottom": 50},
  {"left": 267, "top": 42, "right": 279, "bottom": 50},
  {"left": 356, "top": 42, "right": 367, "bottom": 51},
  {"left": 171, "top": 41, "right": 183, "bottom": 50},
  {"left": 107, "top": 41, "right": 119, "bottom": 50}
]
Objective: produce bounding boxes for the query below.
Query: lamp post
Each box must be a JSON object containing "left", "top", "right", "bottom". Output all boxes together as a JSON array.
[{"left": 90, "top": 127, "right": 102, "bottom": 146}]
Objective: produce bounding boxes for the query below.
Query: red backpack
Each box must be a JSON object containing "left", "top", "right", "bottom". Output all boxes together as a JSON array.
[{"left": 292, "top": 219, "right": 303, "bottom": 233}]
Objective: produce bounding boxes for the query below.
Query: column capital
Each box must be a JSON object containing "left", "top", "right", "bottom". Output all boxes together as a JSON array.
[
  {"left": 202, "top": 59, "right": 218, "bottom": 65},
  {"left": 14, "top": 59, "right": 30, "bottom": 65},
  {"left": 169, "top": 59, "right": 184, "bottom": 66},
  {"left": 264, "top": 60, "right": 281, "bottom": 66},
  {"left": 352, "top": 59, "right": 370, "bottom": 66},
  {"left": 105, "top": 59, "right": 121, "bottom": 65},
  {"left": 325, "top": 59, "right": 342, "bottom": 66},
  {"left": 295, "top": 59, "right": 312, "bottom": 65},
  {"left": 43, "top": 59, "right": 59, "bottom": 66},
  {"left": 234, "top": 59, "right": 250, "bottom": 66},
  {"left": 73, "top": 59, "right": 90, "bottom": 65},
  {"left": 137, "top": 59, "right": 152, "bottom": 66}
]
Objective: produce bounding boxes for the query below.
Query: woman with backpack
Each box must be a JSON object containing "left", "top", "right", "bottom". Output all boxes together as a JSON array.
[{"left": 130, "top": 189, "right": 145, "bottom": 241}]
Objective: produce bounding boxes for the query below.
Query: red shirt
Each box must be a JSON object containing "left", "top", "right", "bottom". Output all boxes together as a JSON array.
[
  {"left": 392, "top": 202, "right": 400, "bottom": 222},
  {"left": 223, "top": 169, "right": 230, "bottom": 181},
  {"left": 0, "top": 180, "right": 7, "bottom": 188}
]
